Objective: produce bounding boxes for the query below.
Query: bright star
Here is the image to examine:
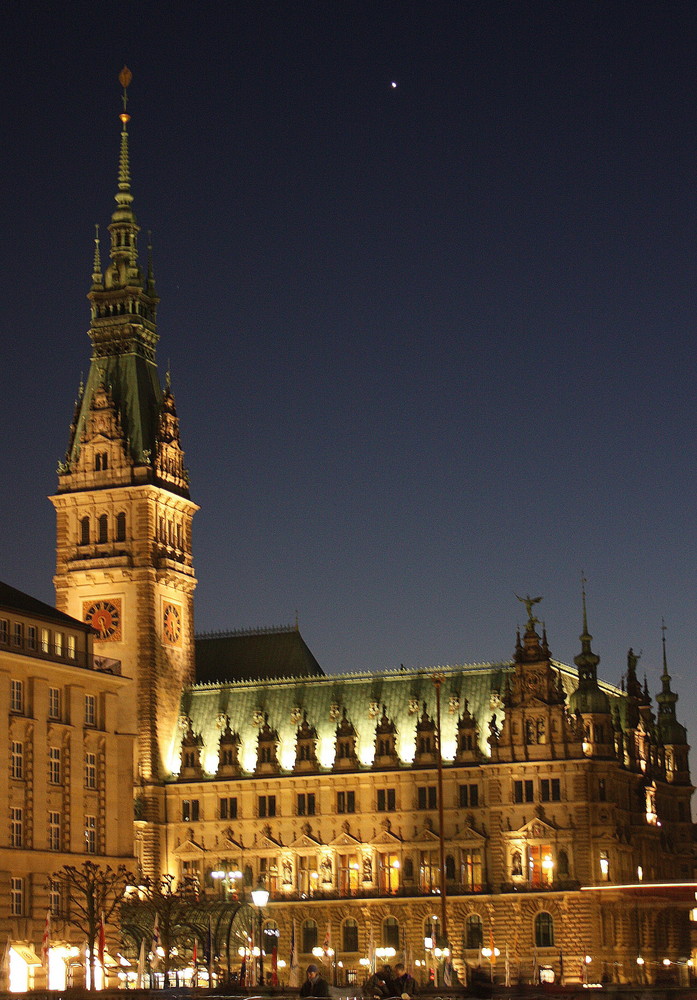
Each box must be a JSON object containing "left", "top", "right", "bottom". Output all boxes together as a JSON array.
[{"left": 391, "top": 81, "right": 398, "bottom": 88}]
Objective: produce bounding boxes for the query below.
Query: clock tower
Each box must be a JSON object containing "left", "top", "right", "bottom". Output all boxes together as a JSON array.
[{"left": 50, "top": 69, "right": 198, "bottom": 875}]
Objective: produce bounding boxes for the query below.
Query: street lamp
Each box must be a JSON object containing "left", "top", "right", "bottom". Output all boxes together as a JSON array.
[{"left": 251, "top": 885, "right": 269, "bottom": 987}]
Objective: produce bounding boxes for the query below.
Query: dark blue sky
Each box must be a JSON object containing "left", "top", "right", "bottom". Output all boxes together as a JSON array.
[{"left": 2, "top": 2, "right": 697, "bottom": 743}]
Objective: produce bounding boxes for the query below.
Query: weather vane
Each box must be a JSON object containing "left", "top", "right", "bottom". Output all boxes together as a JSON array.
[{"left": 119, "top": 65, "right": 132, "bottom": 123}]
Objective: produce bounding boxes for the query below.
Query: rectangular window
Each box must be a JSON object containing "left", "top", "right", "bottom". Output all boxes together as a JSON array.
[
  {"left": 258, "top": 795, "right": 276, "bottom": 818},
  {"left": 49, "top": 811, "right": 61, "bottom": 851},
  {"left": 181, "top": 799, "right": 200, "bottom": 822},
  {"left": 417, "top": 786, "right": 438, "bottom": 809},
  {"left": 10, "top": 807, "right": 23, "bottom": 848},
  {"left": 49, "top": 746, "right": 62, "bottom": 784},
  {"left": 13, "top": 622, "right": 23, "bottom": 647},
  {"left": 49, "top": 878, "right": 62, "bottom": 917},
  {"left": 459, "top": 783, "right": 480, "bottom": 808},
  {"left": 11, "top": 741, "right": 24, "bottom": 780},
  {"left": 85, "top": 815, "right": 96, "bottom": 854},
  {"left": 0, "top": 619, "right": 8, "bottom": 643},
  {"left": 337, "top": 790, "right": 356, "bottom": 814},
  {"left": 54, "top": 632, "right": 63, "bottom": 656},
  {"left": 10, "top": 877, "right": 24, "bottom": 916},
  {"left": 85, "top": 752, "right": 97, "bottom": 789},
  {"left": 48, "top": 687, "right": 61, "bottom": 720},
  {"left": 219, "top": 797, "right": 238, "bottom": 820},
  {"left": 27, "top": 625, "right": 37, "bottom": 651},
  {"left": 540, "top": 778, "right": 561, "bottom": 802},
  {"left": 41, "top": 628, "right": 50, "bottom": 654},
  {"left": 377, "top": 788, "right": 396, "bottom": 811},
  {"left": 514, "top": 779, "right": 534, "bottom": 803},
  {"left": 10, "top": 679, "right": 23, "bottom": 713},
  {"left": 84, "top": 695, "right": 96, "bottom": 727},
  {"left": 297, "top": 793, "right": 316, "bottom": 816},
  {"left": 67, "top": 635, "right": 76, "bottom": 660}
]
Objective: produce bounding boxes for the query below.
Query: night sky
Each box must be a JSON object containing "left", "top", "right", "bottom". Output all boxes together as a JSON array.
[{"left": 2, "top": 3, "right": 697, "bottom": 746}]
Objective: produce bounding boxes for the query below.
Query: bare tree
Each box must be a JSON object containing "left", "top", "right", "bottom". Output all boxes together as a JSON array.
[
  {"left": 131, "top": 873, "right": 200, "bottom": 987},
  {"left": 49, "top": 861, "right": 134, "bottom": 990}
]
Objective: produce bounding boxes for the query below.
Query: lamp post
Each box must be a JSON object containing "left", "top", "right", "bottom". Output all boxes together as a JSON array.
[{"left": 251, "top": 885, "right": 270, "bottom": 987}]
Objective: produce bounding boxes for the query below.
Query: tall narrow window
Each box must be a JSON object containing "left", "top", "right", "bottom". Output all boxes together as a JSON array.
[
  {"left": 49, "top": 747, "right": 62, "bottom": 784},
  {"left": 13, "top": 622, "right": 23, "bottom": 647},
  {"left": 54, "top": 632, "right": 63, "bottom": 657},
  {"left": 98, "top": 514, "right": 108, "bottom": 543},
  {"left": 80, "top": 517, "right": 90, "bottom": 545},
  {"left": 85, "top": 815, "right": 97, "bottom": 854},
  {"left": 10, "top": 741, "right": 24, "bottom": 780},
  {"left": 10, "top": 877, "right": 24, "bottom": 915},
  {"left": 48, "top": 688, "right": 61, "bottom": 720},
  {"left": 85, "top": 752, "right": 97, "bottom": 789},
  {"left": 534, "top": 911, "right": 555, "bottom": 948},
  {"left": 41, "top": 628, "right": 50, "bottom": 653},
  {"left": 0, "top": 619, "right": 8, "bottom": 643},
  {"left": 67, "top": 635, "right": 76, "bottom": 660},
  {"left": 116, "top": 512, "right": 126, "bottom": 542},
  {"left": 85, "top": 695, "right": 96, "bottom": 727},
  {"left": 10, "top": 807, "right": 23, "bottom": 848},
  {"left": 10, "top": 679, "right": 23, "bottom": 713},
  {"left": 49, "top": 812, "right": 61, "bottom": 851},
  {"left": 27, "top": 625, "right": 37, "bottom": 650}
]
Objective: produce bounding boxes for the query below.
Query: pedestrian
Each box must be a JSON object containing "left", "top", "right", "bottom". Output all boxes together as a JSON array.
[
  {"left": 391, "top": 963, "right": 417, "bottom": 997},
  {"left": 300, "top": 963, "right": 331, "bottom": 997},
  {"left": 363, "top": 965, "right": 394, "bottom": 998}
]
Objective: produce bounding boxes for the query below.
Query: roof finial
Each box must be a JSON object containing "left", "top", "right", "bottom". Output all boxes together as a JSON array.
[
  {"left": 91, "top": 223, "right": 103, "bottom": 288},
  {"left": 114, "top": 67, "right": 134, "bottom": 220},
  {"left": 119, "top": 65, "right": 132, "bottom": 120},
  {"left": 581, "top": 570, "right": 589, "bottom": 635},
  {"left": 661, "top": 617, "right": 669, "bottom": 678}
]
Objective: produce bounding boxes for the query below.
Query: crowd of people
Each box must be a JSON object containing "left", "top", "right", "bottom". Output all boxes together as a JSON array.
[{"left": 300, "top": 962, "right": 418, "bottom": 999}]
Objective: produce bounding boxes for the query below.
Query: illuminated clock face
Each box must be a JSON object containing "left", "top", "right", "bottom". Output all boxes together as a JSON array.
[
  {"left": 163, "top": 603, "right": 182, "bottom": 645},
  {"left": 83, "top": 599, "right": 122, "bottom": 641}
]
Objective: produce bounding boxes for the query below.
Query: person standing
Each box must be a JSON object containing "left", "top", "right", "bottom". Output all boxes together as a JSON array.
[
  {"left": 300, "top": 963, "right": 331, "bottom": 997},
  {"left": 391, "top": 963, "right": 417, "bottom": 997}
]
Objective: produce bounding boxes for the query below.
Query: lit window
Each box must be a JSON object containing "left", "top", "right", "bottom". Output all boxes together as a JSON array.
[
  {"left": 599, "top": 851, "right": 610, "bottom": 881},
  {"left": 66, "top": 635, "right": 76, "bottom": 660},
  {"left": 41, "top": 628, "right": 50, "bottom": 653},
  {"left": 54, "top": 632, "right": 63, "bottom": 657}
]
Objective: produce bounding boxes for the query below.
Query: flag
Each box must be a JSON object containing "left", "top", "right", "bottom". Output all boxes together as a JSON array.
[
  {"left": 150, "top": 913, "right": 160, "bottom": 970},
  {"left": 443, "top": 958, "right": 453, "bottom": 987},
  {"left": 136, "top": 938, "right": 145, "bottom": 988},
  {"left": 192, "top": 937, "right": 198, "bottom": 967},
  {"left": 271, "top": 942, "right": 278, "bottom": 986},
  {"left": 98, "top": 911, "right": 106, "bottom": 969},
  {"left": 41, "top": 909, "right": 51, "bottom": 968},
  {"left": 289, "top": 920, "right": 299, "bottom": 988}
]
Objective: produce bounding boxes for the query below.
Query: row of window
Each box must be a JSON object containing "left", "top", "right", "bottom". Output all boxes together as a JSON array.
[
  {"left": 184, "top": 782, "right": 493, "bottom": 821},
  {"left": 9, "top": 683, "right": 97, "bottom": 725},
  {"left": 514, "top": 778, "right": 561, "bottom": 803},
  {"left": 9, "top": 808, "right": 98, "bottom": 854},
  {"left": 80, "top": 513, "right": 126, "bottom": 545},
  {"left": 1, "top": 625, "right": 77, "bottom": 662},
  {"left": 11, "top": 743, "right": 100, "bottom": 788}
]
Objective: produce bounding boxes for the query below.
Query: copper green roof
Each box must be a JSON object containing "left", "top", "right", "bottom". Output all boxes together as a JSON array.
[
  {"left": 195, "top": 626, "right": 324, "bottom": 684},
  {"left": 175, "top": 659, "right": 624, "bottom": 780}
]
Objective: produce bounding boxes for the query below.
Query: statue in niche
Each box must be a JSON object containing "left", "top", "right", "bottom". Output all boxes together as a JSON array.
[
  {"left": 320, "top": 857, "right": 332, "bottom": 882},
  {"left": 362, "top": 856, "right": 372, "bottom": 881},
  {"left": 283, "top": 859, "right": 292, "bottom": 884}
]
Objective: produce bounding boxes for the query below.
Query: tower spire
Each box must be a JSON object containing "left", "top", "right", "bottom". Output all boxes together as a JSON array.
[{"left": 109, "top": 66, "right": 140, "bottom": 286}]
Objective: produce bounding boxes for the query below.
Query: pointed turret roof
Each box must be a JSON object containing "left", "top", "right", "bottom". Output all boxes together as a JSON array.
[
  {"left": 569, "top": 579, "right": 610, "bottom": 715},
  {"left": 57, "top": 68, "right": 189, "bottom": 498},
  {"left": 656, "top": 621, "right": 687, "bottom": 746}
]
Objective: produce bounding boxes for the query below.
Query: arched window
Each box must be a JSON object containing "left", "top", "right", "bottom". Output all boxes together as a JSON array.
[
  {"left": 383, "top": 917, "right": 400, "bottom": 949},
  {"left": 116, "top": 512, "right": 126, "bottom": 542},
  {"left": 465, "top": 914, "right": 483, "bottom": 950},
  {"left": 302, "top": 919, "right": 318, "bottom": 954},
  {"left": 80, "top": 516, "right": 90, "bottom": 545},
  {"left": 343, "top": 918, "right": 359, "bottom": 953},
  {"left": 98, "top": 515, "right": 108, "bottom": 544},
  {"left": 534, "top": 912, "right": 554, "bottom": 948}
]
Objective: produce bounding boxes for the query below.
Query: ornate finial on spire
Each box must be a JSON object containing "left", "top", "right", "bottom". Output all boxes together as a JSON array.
[
  {"left": 112, "top": 66, "right": 135, "bottom": 232},
  {"left": 91, "top": 224, "right": 103, "bottom": 286},
  {"left": 661, "top": 617, "right": 669, "bottom": 677},
  {"left": 146, "top": 230, "right": 156, "bottom": 293}
]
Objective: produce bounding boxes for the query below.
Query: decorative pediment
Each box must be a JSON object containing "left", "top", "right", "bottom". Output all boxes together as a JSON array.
[
  {"left": 289, "top": 832, "right": 322, "bottom": 850},
  {"left": 258, "top": 831, "right": 282, "bottom": 849},
  {"left": 329, "top": 830, "right": 362, "bottom": 848},
  {"left": 369, "top": 828, "right": 403, "bottom": 847},
  {"left": 452, "top": 825, "right": 486, "bottom": 845},
  {"left": 173, "top": 838, "right": 205, "bottom": 858},
  {"left": 511, "top": 817, "right": 558, "bottom": 839},
  {"left": 221, "top": 835, "right": 244, "bottom": 851},
  {"left": 411, "top": 827, "right": 441, "bottom": 845}
]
